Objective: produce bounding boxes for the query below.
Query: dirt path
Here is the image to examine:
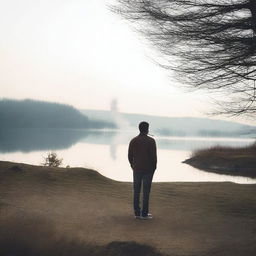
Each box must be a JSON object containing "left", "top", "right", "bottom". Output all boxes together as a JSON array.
[{"left": 0, "top": 161, "right": 256, "bottom": 255}]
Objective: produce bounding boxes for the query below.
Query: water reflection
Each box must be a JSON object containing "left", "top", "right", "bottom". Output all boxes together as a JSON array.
[
  {"left": 0, "top": 129, "right": 255, "bottom": 184},
  {"left": 1, "top": 128, "right": 253, "bottom": 154},
  {"left": 0, "top": 129, "right": 116, "bottom": 153},
  {"left": 157, "top": 136, "right": 254, "bottom": 151}
]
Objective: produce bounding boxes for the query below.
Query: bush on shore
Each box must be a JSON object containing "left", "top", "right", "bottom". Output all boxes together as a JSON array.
[{"left": 42, "top": 152, "right": 63, "bottom": 167}]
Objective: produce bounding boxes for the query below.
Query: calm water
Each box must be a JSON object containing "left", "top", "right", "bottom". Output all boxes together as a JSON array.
[{"left": 0, "top": 129, "right": 255, "bottom": 184}]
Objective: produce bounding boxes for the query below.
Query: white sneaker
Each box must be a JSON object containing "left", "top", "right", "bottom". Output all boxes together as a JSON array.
[{"left": 141, "top": 213, "right": 153, "bottom": 220}]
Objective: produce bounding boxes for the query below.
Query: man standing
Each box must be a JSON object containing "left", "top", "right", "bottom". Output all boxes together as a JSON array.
[{"left": 128, "top": 121, "right": 157, "bottom": 220}]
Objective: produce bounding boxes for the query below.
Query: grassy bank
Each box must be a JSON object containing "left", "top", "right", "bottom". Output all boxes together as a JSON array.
[
  {"left": 0, "top": 161, "right": 256, "bottom": 256},
  {"left": 183, "top": 142, "right": 256, "bottom": 178}
]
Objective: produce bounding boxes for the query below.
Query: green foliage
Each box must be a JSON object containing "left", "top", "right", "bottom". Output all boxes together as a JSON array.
[{"left": 43, "top": 152, "right": 63, "bottom": 167}]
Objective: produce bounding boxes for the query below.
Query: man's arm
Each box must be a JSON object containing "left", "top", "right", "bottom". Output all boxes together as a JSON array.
[
  {"left": 150, "top": 140, "right": 157, "bottom": 171},
  {"left": 128, "top": 140, "right": 133, "bottom": 167}
]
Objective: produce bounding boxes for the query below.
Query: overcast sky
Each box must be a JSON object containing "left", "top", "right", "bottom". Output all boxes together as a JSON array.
[{"left": 0, "top": 0, "right": 254, "bottom": 125}]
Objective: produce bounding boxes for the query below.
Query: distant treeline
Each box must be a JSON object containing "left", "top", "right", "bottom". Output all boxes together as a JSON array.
[{"left": 0, "top": 99, "right": 115, "bottom": 129}]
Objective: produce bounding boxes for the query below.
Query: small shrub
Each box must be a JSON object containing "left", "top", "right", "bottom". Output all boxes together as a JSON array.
[{"left": 43, "top": 152, "right": 63, "bottom": 167}]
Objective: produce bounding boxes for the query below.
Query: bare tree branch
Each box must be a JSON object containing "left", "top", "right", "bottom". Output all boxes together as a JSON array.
[{"left": 112, "top": 0, "right": 256, "bottom": 116}]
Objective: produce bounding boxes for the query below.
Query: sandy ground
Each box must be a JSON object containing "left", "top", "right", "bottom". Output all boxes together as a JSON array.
[{"left": 0, "top": 161, "right": 256, "bottom": 256}]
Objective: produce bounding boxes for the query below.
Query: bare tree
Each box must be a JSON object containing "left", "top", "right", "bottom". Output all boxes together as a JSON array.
[{"left": 113, "top": 0, "right": 256, "bottom": 116}]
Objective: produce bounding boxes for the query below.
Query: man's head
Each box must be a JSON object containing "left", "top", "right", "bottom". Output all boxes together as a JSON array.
[{"left": 139, "top": 121, "right": 149, "bottom": 134}]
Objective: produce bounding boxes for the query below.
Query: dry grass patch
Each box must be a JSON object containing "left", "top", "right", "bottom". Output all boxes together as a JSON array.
[{"left": 184, "top": 142, "right": 256, "bottom": 177}]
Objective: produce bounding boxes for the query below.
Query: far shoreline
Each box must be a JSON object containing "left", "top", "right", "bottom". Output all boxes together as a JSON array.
[{"left": 183, "top": 142, "right": 256, "bottom": 178}]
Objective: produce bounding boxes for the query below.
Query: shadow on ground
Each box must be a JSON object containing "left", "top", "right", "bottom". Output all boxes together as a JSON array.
[{"left": 0, "top": 216, "right": 164, "bottom": 256}]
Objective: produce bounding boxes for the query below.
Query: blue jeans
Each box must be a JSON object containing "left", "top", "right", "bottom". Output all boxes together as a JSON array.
[{"left": 133, "top": 171, "right": 154, "bottom": 217}]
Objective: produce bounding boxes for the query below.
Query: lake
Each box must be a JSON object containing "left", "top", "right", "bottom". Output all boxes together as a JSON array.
[{"left": 0, "top": 128, "right": 255, "bottom": 184}]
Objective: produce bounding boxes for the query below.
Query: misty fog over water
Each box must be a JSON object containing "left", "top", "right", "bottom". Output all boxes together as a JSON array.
[{"left": 0, "top": 129, "right": 255, "bottom": 184}]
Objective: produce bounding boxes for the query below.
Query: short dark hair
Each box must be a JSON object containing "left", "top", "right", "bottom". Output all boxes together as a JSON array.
[{"left": 139, "top": 121, "right": 149, "bottom": 133}]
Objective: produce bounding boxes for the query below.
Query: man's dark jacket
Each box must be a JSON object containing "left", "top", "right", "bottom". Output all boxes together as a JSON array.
[{"left": 128, "top": 133, "right": 157, "bottom": 172}]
